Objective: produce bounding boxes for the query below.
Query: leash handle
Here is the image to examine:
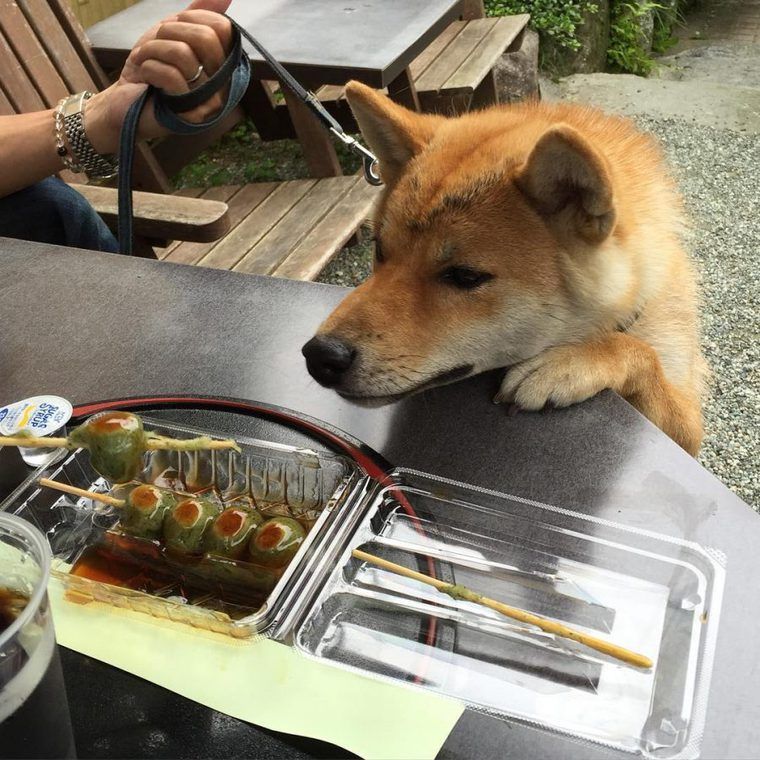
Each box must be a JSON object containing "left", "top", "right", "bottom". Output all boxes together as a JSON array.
[{"left": 117, "top": 18, "right": 381, "bottom": 255}]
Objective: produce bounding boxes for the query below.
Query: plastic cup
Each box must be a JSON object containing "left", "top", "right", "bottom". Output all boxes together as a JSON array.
[{"left": 0, "top": 513, "right": 76, "bottom": 759}]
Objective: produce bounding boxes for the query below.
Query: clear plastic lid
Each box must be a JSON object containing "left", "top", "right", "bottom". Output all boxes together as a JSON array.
[{"left": 293, "top": 469, "right": 726, "bottom": 759}]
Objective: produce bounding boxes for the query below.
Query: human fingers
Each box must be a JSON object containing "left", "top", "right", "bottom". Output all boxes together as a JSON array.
[
  {"left": 131, "top": 39, "right": 202, "bottom": 84},
  {"left": 156, "top": 20, "right": 226, "bottom": 76},
  {"left": 138, "top": 58, "right": 189, "bottom": 95},
  {"left": 176, "top": 9, "right": 233, "bottom": 55}
]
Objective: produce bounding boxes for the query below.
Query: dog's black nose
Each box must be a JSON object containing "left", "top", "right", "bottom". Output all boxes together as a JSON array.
[{"left": 302, "top": 335, "right": 356, "bottom": 387}]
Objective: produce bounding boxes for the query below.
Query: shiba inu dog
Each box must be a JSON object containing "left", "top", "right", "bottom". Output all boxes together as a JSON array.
[{"left": 302, "top": 82, "right": 706, "bottom": 455}]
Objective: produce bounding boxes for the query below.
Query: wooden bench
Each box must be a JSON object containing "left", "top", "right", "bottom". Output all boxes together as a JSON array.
[
  {"left": 267, "top": 14, "right": 530, "bottom": 130},
  {"left": 162, "top": 176, "right": 379, "bottom": 281}
]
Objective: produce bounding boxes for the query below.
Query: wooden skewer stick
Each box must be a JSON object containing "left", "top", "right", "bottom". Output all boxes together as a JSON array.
[
  {"left": 38, "top": 478, "right": 125, "bottom": 507},
  {"left": 0, "top": 435, "right": 239, "bottom": 451},
  {"left": 352, "top": 548, "right": 653, "bottom": 670},
  {"left": 144, "top": 436, "right": 239, "bottom": 452},
  {"left": 0, "top": 436, "right": 70, "bottom": 448}
]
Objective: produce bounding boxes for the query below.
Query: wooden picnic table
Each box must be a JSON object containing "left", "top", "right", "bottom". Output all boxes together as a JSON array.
[{"left": 87, "top": 0, "right": 466, "bottom": 177}]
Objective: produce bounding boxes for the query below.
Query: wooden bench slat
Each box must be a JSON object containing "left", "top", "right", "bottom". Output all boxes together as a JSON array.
[
  {"left": 443, "top": 15, "right": 529, "bottom": 94},
  {"left": 0, "top": 26, "right": 45, "bottom": 112},
  {"left": 415, "top": 18, "right": 498, "bottom": 94},
  {"left": 234, "top": 176, "right": 356, "bottom": 275},
  {"left": 17, "top": 0, "right": 98, "bottom": 93},
  {"left": 409, "top": 19, "right": 466, "bottom": 81},
  {"left": 44, "top": 0, "right": 111, "bottom": 90},
  {"left": 72, "top": 184, "right": 230, "bottom": 243},
  {"left": 0, "top": 0, "right": 69, "bottom": 107},
  {"left": 0, "top": 83, "right": 14, "bottom": 115},
  {"left": 274, "top": 178, "right": 379, "bottom": 281},
  {"left": 165, "top": 184, "right": 276, "bottom": 265},
  {"left": 198, "top": 180, "right": 317, "bottom": 270},
  {"left": 315, "top": 84, "right": 346, "bottom": 102}
]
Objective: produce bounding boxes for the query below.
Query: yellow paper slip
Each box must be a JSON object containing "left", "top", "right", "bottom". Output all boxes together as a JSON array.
[{"left": 49, "top": 581, "right": 464, "bottom": 760}]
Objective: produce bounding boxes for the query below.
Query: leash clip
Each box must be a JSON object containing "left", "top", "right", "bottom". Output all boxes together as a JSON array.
[{"left": 328, "top": 127, "right": 382, "bottom": 186}]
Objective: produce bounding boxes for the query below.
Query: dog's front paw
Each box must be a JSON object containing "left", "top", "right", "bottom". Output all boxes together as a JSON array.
[{"left": 495, "top": 344, "right": 621, "bottom": 411}]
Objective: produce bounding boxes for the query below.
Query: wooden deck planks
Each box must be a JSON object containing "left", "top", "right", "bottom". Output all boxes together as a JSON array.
[
  {"left": 197, "top": 180, "right": 317, "bottom": 271},
  {"left": 164, "top": 184, "right": 276, "bottom": 265},
  {"left": 273, "top": 177, "right": 379, "bottom": 281},
  {"left": 163, "top": 177, "right": 377, "bottom": 281},
  {"left": 233, "top": 176, "right": 358, "bottom": 275}
]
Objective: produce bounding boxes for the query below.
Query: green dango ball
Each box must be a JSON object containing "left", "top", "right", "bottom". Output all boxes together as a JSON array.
[
  {"left": 119, "top": 485, "right": 176, "bottom": 540},
  {"left": 163, "top": 498, "right": 220, "bottom": 555},
  {"left": 69, "top": 411, "right": 146, "bottom": 484},
  {"left": 247, "top": 517, "right": 306, "bottom": 569},
  {"left": 203, "top": 507, "right": 264, "bottom": 560}
]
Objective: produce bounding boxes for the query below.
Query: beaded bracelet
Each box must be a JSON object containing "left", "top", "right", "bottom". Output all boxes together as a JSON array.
[{"left": 54, "top": 97, "right": 82, "bottom": 173}]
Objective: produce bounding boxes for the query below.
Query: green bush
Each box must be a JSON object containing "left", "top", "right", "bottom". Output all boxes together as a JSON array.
[
  {"left": 485, "top": 0, "right": 598, "bottom": 56},
  {"left": 486, "top": 0, "right": 687, "bottom": 76},
  {"left": 607, "top": 0, "right": 659, "bottom": 75}
]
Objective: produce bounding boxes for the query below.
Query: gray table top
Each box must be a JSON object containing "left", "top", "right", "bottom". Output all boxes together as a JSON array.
[
  {"left": 87, "top": 0, "right": 464, "bottom": 87},
  {"left": 1, "top": 238, "right": 758, "bottom": 760}
]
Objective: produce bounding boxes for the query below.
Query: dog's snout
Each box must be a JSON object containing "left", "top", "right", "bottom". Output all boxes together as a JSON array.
[{"left": 302, "top": 335, "right": 357, "bottom": 387}]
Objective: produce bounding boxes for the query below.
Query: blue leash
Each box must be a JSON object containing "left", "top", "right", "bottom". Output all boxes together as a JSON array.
[{"left": 117, "top": 18, "right": 381, "bottom": 256}]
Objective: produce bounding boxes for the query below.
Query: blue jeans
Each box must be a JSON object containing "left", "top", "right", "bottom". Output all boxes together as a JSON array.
[{"left": 0, "top": 177, "right": 119, "bottom": 253}]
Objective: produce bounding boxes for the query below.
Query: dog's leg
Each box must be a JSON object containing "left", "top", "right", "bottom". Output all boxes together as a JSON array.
[{"left": 496, "top": 333, "right": 704, "bottom": 455}]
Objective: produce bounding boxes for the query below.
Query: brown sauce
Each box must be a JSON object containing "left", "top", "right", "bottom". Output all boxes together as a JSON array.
[
  {"left": 70, "top": 530, "right": 286, "bottom": 619},
  {"left": 214, "top": 508, "right": 247, "bottom": 538},
  {"left": 0, "top": 586, "right": 29, "bottom": 634},
  {"left": 130, "top": 485, "right": 160, "bottom": 509},
  {"left": 174, "top": 499, "right": 202, "bottom": 526},
  {"left": 89, "top": 410, "right": 140, "bottom": 433},
  {"left": 257, "top": 523, "right": 284, "bottom": 549}
]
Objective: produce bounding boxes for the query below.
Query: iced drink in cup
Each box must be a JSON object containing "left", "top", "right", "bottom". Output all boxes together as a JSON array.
[{"left": 0, "top": 513, "right": 76, "bottom": 758}]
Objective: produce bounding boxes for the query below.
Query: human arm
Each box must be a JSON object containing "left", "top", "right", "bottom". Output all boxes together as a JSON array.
[{"left": 0, "top": 0, "right": 233, "bottom": 199}]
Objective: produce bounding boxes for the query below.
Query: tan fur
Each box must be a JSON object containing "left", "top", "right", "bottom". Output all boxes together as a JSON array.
[{"left": 310, "top": 82, "right": 706, "bottom": 455}]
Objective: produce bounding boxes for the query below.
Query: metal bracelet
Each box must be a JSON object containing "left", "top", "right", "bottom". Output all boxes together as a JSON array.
[{"left": 60, "top": 92, "right": 119, "bottom": 180}]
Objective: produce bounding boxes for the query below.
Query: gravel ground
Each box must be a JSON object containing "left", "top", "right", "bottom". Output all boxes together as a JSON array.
[
  {"left": 634, "top": 116, "right": 759, "bottom": 508},
  {"left": 317, "top": 118, "right": 759, "bottom": 507}
]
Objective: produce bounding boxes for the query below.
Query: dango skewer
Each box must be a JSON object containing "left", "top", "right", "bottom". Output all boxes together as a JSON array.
[{"left": 1, "top": 410, "right": 239, "bottom": 483}]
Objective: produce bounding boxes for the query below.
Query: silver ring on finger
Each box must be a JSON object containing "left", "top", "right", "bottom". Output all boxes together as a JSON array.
[{"left": 186, "top": 64, "right": 204, "bottom": 84}]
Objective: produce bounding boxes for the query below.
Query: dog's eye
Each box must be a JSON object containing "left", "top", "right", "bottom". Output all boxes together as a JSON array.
[
  {"left": 374, "top": 238, "right": 385, "bottom": 264},
  {"left": 441, "top": 266, "right": 493, "bottom": 290}
]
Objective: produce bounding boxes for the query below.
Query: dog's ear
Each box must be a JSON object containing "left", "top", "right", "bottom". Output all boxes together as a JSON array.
[
  {"left": 516, "top": 124, "right": 616, "bottom": 245},
  {"left": 345, "top": 81, "right": 440, "bottom": 185}
]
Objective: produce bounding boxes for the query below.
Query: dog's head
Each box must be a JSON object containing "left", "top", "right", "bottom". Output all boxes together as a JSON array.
[{"left": 303, "top": 83, "right": 628, "bottom": 404}]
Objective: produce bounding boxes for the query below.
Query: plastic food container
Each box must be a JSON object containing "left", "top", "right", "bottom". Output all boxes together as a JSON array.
[{"left": 0, "top": 415, "right": 725, "bottom": 759}]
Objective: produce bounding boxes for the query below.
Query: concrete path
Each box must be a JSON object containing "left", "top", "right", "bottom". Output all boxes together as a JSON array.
[{"left": 541, "top": 5, "right": 759, "bottom": 507}]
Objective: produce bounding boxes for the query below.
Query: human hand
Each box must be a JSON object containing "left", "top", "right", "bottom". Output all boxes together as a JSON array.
[{"left": 86, "top": 0, "right": 233, "bottom": 154}]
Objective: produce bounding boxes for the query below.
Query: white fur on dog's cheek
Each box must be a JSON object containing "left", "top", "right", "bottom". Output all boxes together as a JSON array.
[{"left": 448, "top": 294, "right": 581, "bottom": 375}]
